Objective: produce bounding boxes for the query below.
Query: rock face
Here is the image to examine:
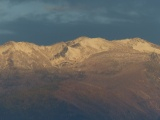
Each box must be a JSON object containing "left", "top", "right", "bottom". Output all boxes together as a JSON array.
[{"left": 0, "top": 37, "right": 160, "bottom": 120}]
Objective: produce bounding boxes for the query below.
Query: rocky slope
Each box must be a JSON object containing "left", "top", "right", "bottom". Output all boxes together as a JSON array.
[{"left": 0, "top": 37, "right": 160, "bottom": 120}]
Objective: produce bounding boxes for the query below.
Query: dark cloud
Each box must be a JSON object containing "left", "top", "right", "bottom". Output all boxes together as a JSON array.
[{"left": 0, "top": 0, "right": 160, "bottom": 45}]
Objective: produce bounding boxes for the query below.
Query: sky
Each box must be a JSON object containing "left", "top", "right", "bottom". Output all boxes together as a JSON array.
[{"left": 0, "top": 0, "right": 160, "bottom": 45}]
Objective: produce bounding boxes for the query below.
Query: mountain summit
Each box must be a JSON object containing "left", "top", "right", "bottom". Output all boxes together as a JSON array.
[{"left": 0, "top": 37, "right": 160, "bottom": 120}]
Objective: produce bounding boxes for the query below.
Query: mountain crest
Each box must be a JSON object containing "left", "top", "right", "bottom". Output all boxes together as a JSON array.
[
  {"left": 0, "top": 41, "right": 41, "bottom": 54},
  {"left": 131, "top": 37, "right": 147, "bottom": 43}
]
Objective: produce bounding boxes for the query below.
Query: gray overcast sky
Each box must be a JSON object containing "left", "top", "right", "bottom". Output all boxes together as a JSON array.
[{"left": 0, "top": 0, "right": 160, "bottom": 45}]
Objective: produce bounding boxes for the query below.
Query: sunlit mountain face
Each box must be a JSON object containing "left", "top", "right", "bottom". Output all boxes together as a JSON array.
[{"left": 0, "top": 37, "right": 160, "bottom": 120}]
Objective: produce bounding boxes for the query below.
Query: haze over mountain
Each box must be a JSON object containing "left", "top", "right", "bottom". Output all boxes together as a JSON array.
[{"left": 0, "top": 37, "right": 160, "bottom": 120}]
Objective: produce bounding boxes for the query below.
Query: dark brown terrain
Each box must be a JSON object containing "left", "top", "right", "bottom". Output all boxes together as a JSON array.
[{"left": 0, "top": 37, "right": 160, "bottom": 120}]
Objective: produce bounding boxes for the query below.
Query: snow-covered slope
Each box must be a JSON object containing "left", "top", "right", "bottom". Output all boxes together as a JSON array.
[
  {"left": 0, "top": 41, "right": 51, "bottom": 70},
  {"left": 49, "top": 37, "right": 112, "bottom": 65},
  {"left": 0, "top": 37, "right": 159, "bottom": 70},
  {"left": 114, "top": 38, "right": 160, "bottom": 53}
]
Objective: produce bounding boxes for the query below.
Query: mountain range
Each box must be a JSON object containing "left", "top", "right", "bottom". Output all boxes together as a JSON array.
[{"left": 0, "top": 37, "right": 160, "bottom": 120}]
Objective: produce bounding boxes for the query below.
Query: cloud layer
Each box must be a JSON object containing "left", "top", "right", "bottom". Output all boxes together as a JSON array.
[{"left": 0, "top": 0, "right": 160, "bottom": 45}]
